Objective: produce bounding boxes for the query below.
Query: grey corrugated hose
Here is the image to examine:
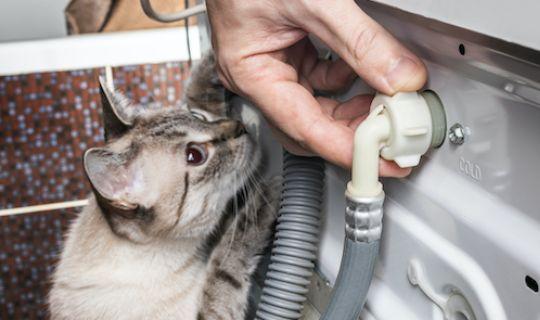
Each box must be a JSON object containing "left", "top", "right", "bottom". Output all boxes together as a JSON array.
[
  {"left": 256, "top": 152, "right": 324, "bottom": 320},
  {"left": 256, "top": 153, "right": 382, "bottom": 320}
]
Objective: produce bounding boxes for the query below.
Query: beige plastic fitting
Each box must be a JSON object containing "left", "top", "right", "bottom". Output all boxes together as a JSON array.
[{"left": 347, "top": 91, "right": 446, "bottom": 198}]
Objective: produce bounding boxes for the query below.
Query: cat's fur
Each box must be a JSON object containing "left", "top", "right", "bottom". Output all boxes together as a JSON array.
[{"left": 49, "top": 54, "right": 279, "bottom": 320}]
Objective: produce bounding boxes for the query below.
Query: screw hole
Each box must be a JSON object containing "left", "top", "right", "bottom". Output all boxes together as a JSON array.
[
  {"left": 458, "top": 44, "right": 466, "bottom": 56},
  {"left": 525, "top": 275, "right": 539, "bottom": 293}
]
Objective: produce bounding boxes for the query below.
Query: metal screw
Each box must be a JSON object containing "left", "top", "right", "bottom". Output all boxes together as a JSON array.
[{"left": 448, "top": 123, "right": 465, "bottom": 145}]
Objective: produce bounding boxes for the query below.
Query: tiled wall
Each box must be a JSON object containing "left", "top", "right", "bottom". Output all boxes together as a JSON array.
[
  {"left": 0, "top": 61, "right": 191, "bottom": 319},
  {"left": 0, "top": 210, "right": 74, "bottom": 319}
]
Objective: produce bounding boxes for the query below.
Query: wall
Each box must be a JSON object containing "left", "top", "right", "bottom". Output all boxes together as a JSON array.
[{"left": 0, "top": 0, "right": 71, "bottom": 42}]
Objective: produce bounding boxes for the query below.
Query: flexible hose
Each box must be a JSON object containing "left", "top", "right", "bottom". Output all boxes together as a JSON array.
[
  {"left": 320, "top": 240, "right": 380, "bottom": 319},
  {"left": 256, "top": 152, "right": 325, "bottom": 320}
]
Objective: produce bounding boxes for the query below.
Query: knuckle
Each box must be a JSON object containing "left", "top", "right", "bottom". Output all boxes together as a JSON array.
[
  {"left": 230, "top": 57, "right": 270, "bottom": 89},
  {"left": 291, "top": 0, "right": 319, "bottom": 16},
  {"left": 213, "top": 52, "right": 243, "bottom": 93},
  {"left": 349, "top": 26, "right": 380, "bottom": 65}
]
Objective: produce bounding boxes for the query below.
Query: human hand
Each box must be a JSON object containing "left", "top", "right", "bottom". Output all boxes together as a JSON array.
[{"left": 206, "top": 0, "right": 427, "bottom": 176}]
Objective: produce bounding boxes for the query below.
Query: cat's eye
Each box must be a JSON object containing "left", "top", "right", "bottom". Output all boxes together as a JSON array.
[
  {"left": 186, "top": 143, "right": 207, "bottom": 166},
  {"left": 191, "top": 111, "right": 207, "bottom": 121}
]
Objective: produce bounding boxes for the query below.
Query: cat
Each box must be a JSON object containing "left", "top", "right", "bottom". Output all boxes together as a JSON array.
[{"left": 49, "top": 54, "right": 280, "bottom": 320}]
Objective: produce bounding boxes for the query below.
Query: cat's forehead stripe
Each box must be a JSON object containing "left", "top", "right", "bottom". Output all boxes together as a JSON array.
[
  {"left": 138, "top": 112, "right": 199, "bottom": 140},
  {"left": 150, "top": 128, "right": 187, "bottom": 139}
]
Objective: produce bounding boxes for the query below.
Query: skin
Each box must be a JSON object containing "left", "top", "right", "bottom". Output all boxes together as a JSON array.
[{"left": 206, "top": 0, "right": 428, "bottom": 176}]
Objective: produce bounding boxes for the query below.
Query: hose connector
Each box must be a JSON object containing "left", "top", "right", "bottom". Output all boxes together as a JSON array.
[
  {"left": 347, "top": 90, "right": 447, "bottom": 199},
  {"left": 321, "top": 90, "right": 447, "bottom": 320},
  {"left": 345, "top": 90, "right": 446, "bottom": 239},
  {"left": 345, "top": 191, "right": 385, "bottom": 243}
]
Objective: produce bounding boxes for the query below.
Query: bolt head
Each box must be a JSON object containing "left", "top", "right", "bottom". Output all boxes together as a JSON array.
[{"left": 449, "top": 123, "right": 465, "bottom": 145}]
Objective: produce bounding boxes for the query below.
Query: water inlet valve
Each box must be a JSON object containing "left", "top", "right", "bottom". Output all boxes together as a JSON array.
[
  {"left": 347, "top": 90, "right": 447, "bottom": 200},
  {"left": 345, "top": 90, "right": 447, "bottom": 246}
]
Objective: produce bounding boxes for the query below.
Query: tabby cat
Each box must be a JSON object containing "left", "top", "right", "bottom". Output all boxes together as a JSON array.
[{"left": 49, "top": 54, "right": 279, "bottom": 320}]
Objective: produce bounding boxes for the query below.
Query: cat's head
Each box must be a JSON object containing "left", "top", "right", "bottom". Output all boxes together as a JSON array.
[{"left": 84, "top": 72, "right": 259, "bottom": 243}]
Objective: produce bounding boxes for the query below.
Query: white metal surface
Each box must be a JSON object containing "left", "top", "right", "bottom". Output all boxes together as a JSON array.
[
  {"left": 369, "top": 0, "right": 540, "bottom": 51},
  {"left": 318, "top": 2, "right": 540, "bottom": 319}
]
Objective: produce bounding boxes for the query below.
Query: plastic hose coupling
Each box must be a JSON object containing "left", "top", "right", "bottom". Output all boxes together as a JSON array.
[
  {"left": 345, "top": 90, "right": 446, "bottom": 242},
  {"left": 344, "top": 191, "right": 385, "bottom": 243},
  {"left": 318, "top": 90, "right": 447, "bottom": 320}
]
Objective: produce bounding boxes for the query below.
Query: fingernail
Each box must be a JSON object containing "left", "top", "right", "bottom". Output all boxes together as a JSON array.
[{"left": 384, "top": 56, "right": 420, "bottom": 92}]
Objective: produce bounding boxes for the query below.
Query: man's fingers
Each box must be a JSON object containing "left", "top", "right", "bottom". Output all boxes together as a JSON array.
[
  {"left": 230, "top": 54, "right": 414, "bottom": 176},
  {"left": 238, "top": 60, "right": 355, "bottom": 167},
  {"left": 316, "top": 95, "right": 372, "bottom": 121},
  {"left": 271, "top": 121, "right": 409, "bottom": 178},
  {"left": 380, "top": 159, "right": 411, "bottom": 177},
  {"left": 304, "top": 58, "right": 357, "bottom": 92},
  {"left": 267, "top": 124, "right": 314, "bottom": 156},
  {"left": 300, "top": 1, "right": 427, "bottom": 95},
  {"left": 288, "top": 39, "right": 356, "bottom": 93}
]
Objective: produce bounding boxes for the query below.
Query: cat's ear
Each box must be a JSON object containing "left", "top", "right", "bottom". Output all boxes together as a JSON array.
[
  {"left": 184, "top": 53, "right": 229, "bottom": 117},
  {"left": 83, "top": 147, "right": 140, "bottom": 211},
  {"left": 84, "top": 147, "right": 152, "bottom": 242},
  {"left": 99, "top": 77, "right": 139, "bottom": 141}
]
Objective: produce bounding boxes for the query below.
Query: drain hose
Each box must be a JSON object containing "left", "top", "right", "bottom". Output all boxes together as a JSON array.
[
  {"left": 256, "top": 153, "right": 384, "bottom": 320},
  {"left": 256, "top": 153, "right": 325, "bottom": 320}
]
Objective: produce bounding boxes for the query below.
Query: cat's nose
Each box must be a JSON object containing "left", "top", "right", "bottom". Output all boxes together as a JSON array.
[{"left": 215, "top": 119, "right": 247, "bottom": 140}]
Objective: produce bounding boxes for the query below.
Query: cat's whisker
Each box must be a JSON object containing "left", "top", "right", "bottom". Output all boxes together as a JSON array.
[
  {"left": 248, "top": 170, "right": 272, "bottom": 209},
  {"left": 249, "top": 174, "right": 261, "bottom": 232},
  {"left": 243, "top": 170, "right": 263, "bottom": 237},
  {"left": 249, "top": 171, "right": 271, "bottom": 205}
]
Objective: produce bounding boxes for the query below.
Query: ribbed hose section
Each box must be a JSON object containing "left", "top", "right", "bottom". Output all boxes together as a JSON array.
[{"left": 256, "top": 152, "right": 325, "bottom": 320}]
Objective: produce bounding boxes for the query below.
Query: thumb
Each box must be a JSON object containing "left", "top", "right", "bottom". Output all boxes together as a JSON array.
[{"left": 299, "top": 1, "right": 427, "bottom": 95}]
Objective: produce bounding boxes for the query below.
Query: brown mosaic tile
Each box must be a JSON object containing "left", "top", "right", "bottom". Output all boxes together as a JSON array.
[{"left": 0, "top": 209, "right": 76, "bottom": 320}]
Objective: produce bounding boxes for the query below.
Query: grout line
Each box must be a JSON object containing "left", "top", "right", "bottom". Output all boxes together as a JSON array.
[{"left": 0, "top": 199, "right": 89, "bottom": 217}]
